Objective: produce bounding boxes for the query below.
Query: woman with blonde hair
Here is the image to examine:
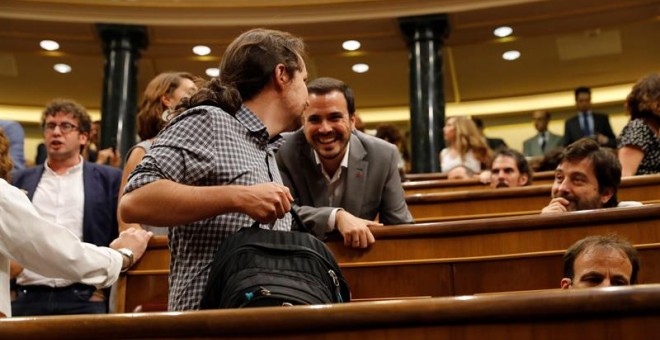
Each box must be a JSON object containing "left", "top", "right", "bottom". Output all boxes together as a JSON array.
[
  {"left": 118, "top": 72, "right": 200, "bottom": 233},
  {"left": 440, "top": 116, "right": 492, "bottom": 175},
  {"left": 618, "top": 73, "right": 660, "bottom": 176}
]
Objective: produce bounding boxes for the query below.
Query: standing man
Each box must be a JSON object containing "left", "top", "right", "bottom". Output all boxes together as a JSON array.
[
  {"left": 563, "top": 87, "right": 616, "bottom": 148},
  {"left": 540, "top": 138, "right": 640, "bottom": 214},
  {"left": 10, "top": 99, "right": 122, "bottom": 316},
  {"left": 561, "top": 235, "right": 639, "bottom": 289},
  {"left": 522, "top": 110, "right": 563, "bottom": 157},
  {"left": 276, "top": 77, "right": 413, "bottom": 249},
  {"left": 489, "top": 149, "right": 532, "bottom": 188},
  {"left": 120, "top": 29, "right": 308, "bottom": 311}
]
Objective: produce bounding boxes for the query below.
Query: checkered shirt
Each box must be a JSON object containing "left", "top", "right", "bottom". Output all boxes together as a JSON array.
[{"left": 124, "top": 105, "right": 292, "bottom": 311}]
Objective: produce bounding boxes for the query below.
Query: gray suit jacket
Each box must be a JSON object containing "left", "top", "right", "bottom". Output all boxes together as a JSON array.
[
  {"left": 523, "top": 132, "right": 563, "bottom": 157},
  {"left": 276, "top": 130, "right": 413, "bottom": 237}
]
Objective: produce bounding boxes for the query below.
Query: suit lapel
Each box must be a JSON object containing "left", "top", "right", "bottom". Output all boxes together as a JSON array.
[
  {"left": 342, "top": 134, "right": 367, "bottom": 214},
  {"left": 82, "top": 162, "right": 96, "bottom": 243},
  {"left": 24, "top": 166, "right": 44, "bottom": 200},
  {"left": 299, "top": 137, "right": 329, "bottom": 207}
]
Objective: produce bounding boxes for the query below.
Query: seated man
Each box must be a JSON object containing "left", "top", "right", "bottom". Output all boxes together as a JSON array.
[
  {"left": 561, "top": 235, "right": 639, "bottom": 289},
  {"left": 276, "top": 77, "right": 413, "bottom": 249},
  {"left": 541, "top": 138, "right": 640, "bottom": 214},
  {"left": 447, "top": 165, "right": 474, "bottom": 180},
  {"left": 489, "top": 149, "right": 532, "bottom": 188}
]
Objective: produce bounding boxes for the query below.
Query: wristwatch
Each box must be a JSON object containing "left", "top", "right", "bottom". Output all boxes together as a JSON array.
[{"left": 117, "top": 248, "right": 135, "bottom": 273}]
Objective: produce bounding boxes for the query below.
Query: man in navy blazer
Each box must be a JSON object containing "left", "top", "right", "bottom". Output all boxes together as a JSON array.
[
  {"left": 10, "top": 99, "right": 121, "bottom": 316},
  {"left": 563, "top": 87, "right": 616, "bottom": 148},
  {"left": 276, "top": 78, "right": 413, "bottom": 249}
]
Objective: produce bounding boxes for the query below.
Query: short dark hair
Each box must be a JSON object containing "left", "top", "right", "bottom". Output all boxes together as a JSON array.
[
  {"left": 563, "top": 235, "right": 639, "bottom": 284},
  {"left": 574, "top": 86, "right": 591, "bottom": 100},
  {"left": 558, "top": 138, "right": 621, "bottom": 207},
  {"left": 307, "top": 77, "right": 355, "bottom": 117},
  {"left": 492, "top": 148, "right": 533, "bottom": 185},
  {"left": 41, "top": 99, "right": 92, "bottom": 134}
]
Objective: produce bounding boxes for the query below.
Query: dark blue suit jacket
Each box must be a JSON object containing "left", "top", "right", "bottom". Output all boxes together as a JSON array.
[{"left": 11, "top": 161, "right": 121, "bottom": 247}]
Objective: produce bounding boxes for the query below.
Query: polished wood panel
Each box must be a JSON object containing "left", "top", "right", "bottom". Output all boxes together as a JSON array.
[
  {"left": 114, "top": 204, "right": 660, "bottom": 312},
  {"left": 6, "top": 286, "right": 660, "bottom": 339},
  {"left": 406, "top": 174, "right": 660, "bottom": 221},
  {"left": 403, "top": 171, "right": 555, "bottom": 195}
]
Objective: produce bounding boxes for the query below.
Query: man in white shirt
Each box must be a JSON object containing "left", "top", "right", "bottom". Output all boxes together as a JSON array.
[
  {"left": 0, "top": 178, "right": 152, "bottom": 317},
  {"left": 10, "top": 99, "right": 122, "bottom": 316}
]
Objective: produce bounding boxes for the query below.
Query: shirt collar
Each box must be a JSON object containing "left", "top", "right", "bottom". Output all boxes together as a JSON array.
[
  {"left": 234, "top": 105, "right": 284, "bottom": 149},
  {"left": 44, "top": 155, "right": 84, "bottom": 175}
]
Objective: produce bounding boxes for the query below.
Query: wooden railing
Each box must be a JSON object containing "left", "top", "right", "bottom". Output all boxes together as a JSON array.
[
  {"left": 5, "top": 285, "right": 660, "bottom": 339},
  {"left": 112, "top": 204, "right": 660, "bottom": 313},
  {"left": 403, "top": 170, "right": 555, "bottom": 194}
]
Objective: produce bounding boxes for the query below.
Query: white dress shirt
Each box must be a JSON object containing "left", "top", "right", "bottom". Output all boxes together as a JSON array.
[
  {"left": 313, "top": 143, "right": 350, "bottom": 231},
  {"left": 0, "top": 179, "right": 121, "bottom": 317},
  {"left": 19, "top": 158, "right": 85, "bottom": 287}
]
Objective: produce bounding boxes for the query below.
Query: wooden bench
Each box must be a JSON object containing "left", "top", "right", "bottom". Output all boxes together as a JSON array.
[
  {"left": 403, "top": 170, "right": 555, "bottom": 195},
  {"left": 406, "top": 174, "right": 660, "bottom": 222},
  {"left": 113, "top": 204, "right": 660, "bottom": 313},
  {"left": 6, "top": 286, "right": 660, "bottom": 339},
  {"left": 403, "top": 170, "right": 555, "bottom": 183}
]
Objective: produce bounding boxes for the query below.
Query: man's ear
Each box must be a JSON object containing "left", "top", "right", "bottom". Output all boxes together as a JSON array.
[
  {"left": 519, "top": 174, "right": 529, "bottom": 186},
  {"left": 273, "top": 64, "right": 289, "bottom": 90},
  {"left": 600, "top": 187, "right": 615, "bottom": 205},
  {"left": 79, "top": 132, "right": 89, "bottom": 147},
  {"left": 560, "top": 278, "right": 572, "bottom": 289},
  {"left": 349, "top": 113, "right": 356, "bottom": 130},
  {"left": 161, "top": 94, "right": 174, "bottom": 108}
]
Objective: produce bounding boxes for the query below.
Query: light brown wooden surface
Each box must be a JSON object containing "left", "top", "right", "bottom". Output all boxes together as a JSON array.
[
  {"left": 403, "top": 170, "right": 555, "bottom": 195},
  {"left": 113, "top": 204, "right": 660, "bottom": 313},
  {"left": 406, "top": 174, "right": 660, "bottom": 221},
  {"left": 6, "top": 285, "right": 660, "bottom": 339}
]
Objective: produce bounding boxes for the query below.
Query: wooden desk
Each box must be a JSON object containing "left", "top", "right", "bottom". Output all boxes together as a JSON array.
[
  {"left": 403, "top": 170, "right": 555, "bottom": 195},
  {"left": 6, "top": 286, "right": 660, "bottom": 339},
  {"left": 406, "top": 174, "right": 660, "bottom": 222},
  {"left": 113, "top": 204, "right": 660, "bottom": 312}
]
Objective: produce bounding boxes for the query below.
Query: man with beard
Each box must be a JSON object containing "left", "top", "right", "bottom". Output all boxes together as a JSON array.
[
  {"left": 276, "top": 77, "right": 413, "bottom": 249},
  {"left": 120, "top": 29, "right": 309, "bottom": 311},
  {"left": 489, "top": 149, "right": 532, "bottom": 188},
  {"left": 541, "top": 138, "right": 639, "bottom": 214}
]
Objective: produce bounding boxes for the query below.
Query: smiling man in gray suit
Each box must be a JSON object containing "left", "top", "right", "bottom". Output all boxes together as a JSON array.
[{"left": 276, "top": 77, "right": 413, "bottom": 249}]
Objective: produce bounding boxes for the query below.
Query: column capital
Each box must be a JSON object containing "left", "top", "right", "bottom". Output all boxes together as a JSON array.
[
  {"left": 398, "top": 14, "right": 449, "bottom": 43},
  {"left": 96, "top": 24, "right": 149, "bottom": 53}
]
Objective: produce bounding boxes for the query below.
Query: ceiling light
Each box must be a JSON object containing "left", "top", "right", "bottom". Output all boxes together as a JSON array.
[
  {"left": 40, "top": 40, "right": 60, "bottom": 51},
  {"left": 53, "top": 63, "right": 72, "bottom": 73},
  {"left": 193, "top": 45, "right": 211, "bottom": 56},
  {"left": 205, "top": 67, "right": 220, "bottom": 77},
  {"left": 493, "top": 26, "right": 513, "bottom": 38},
  {"left": 502, "top": 50, "right": 521, "bottom": 61},
  {"left": 352, "top": 63, "right": 369, "bottom": 73},
  {"left": 342, "top": 40, "right": 361, "bottom": 51}
]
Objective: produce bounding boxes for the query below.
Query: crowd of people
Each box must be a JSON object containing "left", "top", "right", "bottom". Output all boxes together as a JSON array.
[{"left": 0, "top": 28, "right": 656, "bottom": 317}]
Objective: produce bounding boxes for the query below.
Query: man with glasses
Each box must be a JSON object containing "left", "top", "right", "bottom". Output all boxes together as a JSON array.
[{"left": 10, "top": 99, "right": 122, "bottom": 316}]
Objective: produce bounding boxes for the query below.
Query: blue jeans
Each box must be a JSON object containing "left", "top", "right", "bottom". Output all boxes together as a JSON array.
[{"left": 11, "top": 284, "right": 107, "bottom": 316}]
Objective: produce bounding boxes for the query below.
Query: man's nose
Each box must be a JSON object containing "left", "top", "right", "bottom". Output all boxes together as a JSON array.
[{"left": 319, "top": 120, "right": 332, "bottom": 133}]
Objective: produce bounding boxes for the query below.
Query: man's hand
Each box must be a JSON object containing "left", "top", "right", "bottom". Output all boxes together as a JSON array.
[
  {"left": 237, "top": 183, "right": 294, "bottom": 224},
  {"left": 96, "top": 147, "right": 121, "bottom": 168},
  {"left": 540, "top": 197, "right": 570, "bottom": 214},
  {"left": 335, "top": 210, "right": 379, "bottom": 249},
  {"left": 109, "top": 228, "right": 153, "bottom": 265}
]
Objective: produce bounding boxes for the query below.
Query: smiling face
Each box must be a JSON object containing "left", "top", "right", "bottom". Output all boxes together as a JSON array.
[
  {"left": 302, "top": 90, "right": 354, "bottom": 164},
  {"left": 43, "top": 112, "right": 87, "bottom": 163},
  {"left": 551, "top": 158, "right": 613, "bottom": 211}
]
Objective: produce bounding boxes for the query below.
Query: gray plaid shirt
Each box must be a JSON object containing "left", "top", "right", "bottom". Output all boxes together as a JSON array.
[{"left": 124, "top": 105, "right": 292, "bottom": 311}]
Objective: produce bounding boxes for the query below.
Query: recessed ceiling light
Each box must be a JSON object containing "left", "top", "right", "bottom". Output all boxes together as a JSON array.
[
  {"left": 342, "top": 40, "right": 361, "bottom": 51},
  {"left": 205, "top": 67, "right": 220, "bottom": 77},
  {"left": 352, "top": 63, "right": 369, "bottom": 73},
  {"left": 53, "top": 63, "right": 72, "bottom": 73},
  {"left": 502, "top": 50, "right": 521, "bottom": 61},
  {"left": 493, "top": 26, "right": 513, "bottom": 38},
  {"left": 40, "top": 40, "right": 60, "bottom": 51},
  {"left": 193, "top": 45, "right": 211, "bottom": 56}
]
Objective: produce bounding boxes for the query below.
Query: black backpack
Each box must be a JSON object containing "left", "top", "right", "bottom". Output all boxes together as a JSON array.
[{"left": 200, "top": 211, "right": 350, "bottom": 309}]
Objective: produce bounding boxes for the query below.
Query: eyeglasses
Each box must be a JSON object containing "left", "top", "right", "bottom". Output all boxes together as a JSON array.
[{"left": 43, "top": 122, "right": 79, "bottom": 134}]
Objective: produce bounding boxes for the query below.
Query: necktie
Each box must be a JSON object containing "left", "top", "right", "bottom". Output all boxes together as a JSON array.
[
  {"left": 540, "top": 133, "right": 546, "bottom": 152},
  {"left": 581, "top": 113, "right": 592, "bottom": 136}
]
